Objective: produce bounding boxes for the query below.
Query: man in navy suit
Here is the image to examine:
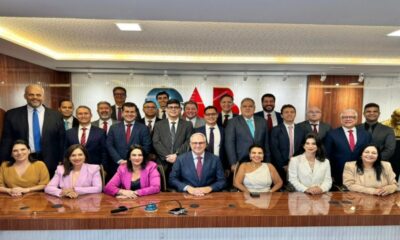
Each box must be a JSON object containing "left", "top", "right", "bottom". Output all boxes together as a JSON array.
[
  {"left": 0, "top": 84, "right": 65, "bottom": 175},
  {"left": 65, "top": 106, "right": 106, "bottom": 165},
  {"left": 107, "top": 102, "right": 152, "bottom": 177},
  {"left": 254, "top": 93, "right": 283, "bottom": 132},
  {"left": 217, "top": 94, "right": 238, "bottom": 128},
  {"left": 92, "top": 101, "right": 119, "bottom": 135},
  {"left": 225, "top": 98, "right": 270, "bottom": 173},
  {"left": 169, "top": 133, "right": 226, "bottom": 195},
  {"left": 270, "top": 104, "right": 306, "bottom": 181},
  {"left": 325, "top": 109, "right": 371, "bottom": 186}
]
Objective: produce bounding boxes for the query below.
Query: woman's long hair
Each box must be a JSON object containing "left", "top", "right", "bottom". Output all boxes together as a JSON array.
[
  {"left": 126, "top": 145, "right": 149, "bottom": 172},
  {"left": 356, "top": 144, "right": 383, "bottom": 181},
  {"left": 297, "top": 133, "right": 326, "bottom": 162},
  {"left": 7, "top": 139, "right": 36, "bottom": 167},
  {"left": 63, "top": 144, "right": 89, "bottom": 177}
]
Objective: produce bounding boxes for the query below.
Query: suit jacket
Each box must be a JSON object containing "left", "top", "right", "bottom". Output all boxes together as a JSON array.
[
  {"left": 152, "top": 119, "right": 193, "bottom": 163},
  {"left": 187, "top": 117, "right": 205, "bottom": 129},
  {"left": 254, "top": 110, "right": 283, "bottom": 126},
  {"left": 44, "top": 164, "right": 102, "bottom": 197},
  {"left": 270, "top": 123, "right": 306, "bottom": 179},
  {"left": 111, "top": 105, "right": 142, "bottom": 121},
  {"left": 324, "top": 126, "right": 371, "bottom": 185},
  {"left": 225, "top": 115, "right": 271, "bottom": 166},
  {"left": 72, "top": 117, "right": 79, "bottom": 128},
  {"left": 137, "top": 117, "right": 161, "bottom": 136},
  {"left": 359, "top": 122, "right": 396, "bottom": 161},
  {"left": 298, "top": 121, "right": 332, "bottom": 141},
  {"left": 65, "top": 126, "right": 107, "bottom": 165},
  {"left": 103, "top": 161, "right": 160, "bottom": 196},
  {"left": 91, "top": 119, "right": 119, "bottom": 134},
  {"left": 217, "top": 113, "right": 238, "bottom": 127},
  {"left": 0, "top": 105, "right": 65, "bottom": 174},
  {"left": 169, "top": 151, "right": 226, "bottom": 192},
  {"left": 194, "top": 125, "right": 229, "bottom": 170},
  {"left": 106, "top": 121, "right": 152, "bottom": 164}
]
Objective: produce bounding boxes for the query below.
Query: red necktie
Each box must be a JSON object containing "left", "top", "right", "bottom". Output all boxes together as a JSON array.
[
  {"left": 312, "top": 124, "right": 318, "bottom": 133},
  {"left": 348, "top": 130, "right": 355, "bottom": 151},
  {"left": 80, "top": 127, "right": 87, "bottom": 146},
  {"left": 196, "top": 156, "right": 203, "bottom": 179},
  {"left": 126, "top": 123, "right": 132, "bottom": 144},
  {"left": 267, "top": 113, "right": 273, "bottom": 132},
  {"left": 103, "top": 121, "right": 108, "bottom": 132}
]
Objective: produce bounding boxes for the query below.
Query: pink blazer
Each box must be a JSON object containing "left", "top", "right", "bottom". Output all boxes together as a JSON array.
[
  {"left": 45, "top": 164, "right": 102, "bottom": 197},
  {"left": 104, "top": 161, "right": 160, "bottom": 196}
]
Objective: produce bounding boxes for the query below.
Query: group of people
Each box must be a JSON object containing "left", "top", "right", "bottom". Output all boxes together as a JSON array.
[{"left": 0, "top": 84, "right": 399, "bottom": 200}]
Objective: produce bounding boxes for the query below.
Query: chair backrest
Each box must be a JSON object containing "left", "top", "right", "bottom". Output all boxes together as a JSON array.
[
  {"left": 157, "top": 164, "right": 167, "bottom": 192},
  {"left": 100, "top": 164, "right": 106, "bottom": 187}
]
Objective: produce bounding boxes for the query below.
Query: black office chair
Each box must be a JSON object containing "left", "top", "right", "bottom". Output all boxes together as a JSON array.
[{"left": 157, "top": 164, "right": 167, "bottom": 192}]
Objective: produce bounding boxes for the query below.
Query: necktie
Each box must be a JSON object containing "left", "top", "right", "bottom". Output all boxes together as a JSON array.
[
  {"left": 267, "top": 113, "right": 273, "bottom": 132},
  {"left": 147, "top": 120, "right": 153, "bottom": 131},
  {"left": 80, "top": 127, "right": 87, "bottom": 146},
  {"left": 103, "top": 121, "right": 108, "bottom": 132},
  {"left": 126, "top": 123, "right": 132, "bottom": 144},
  {"left": 367, "top": 124, "right": 373, "bottom": 134},
  {"left": 162, "top": 110, "right": 166, "bottom": 119},
  {"left": 223, "top": 114, "right": 229, "bottom": 128},
  {"left": 196, "top": 156, "right": 203, "bottom": 179},
  {"left": 170, "top": 122, "right": 176, "bottom": 149},
  {"left": 288, "top": 125, "right": 294, "bottom": 158},
  {"left": 32, "top": 109, "right": 41, "bottom": 152},
  {"left": 117, "top": 107, "right": 122, "bottom": 121},
  {"left": 311, "top": 124, "right": 318, "bottom": 133},
  {"left": 64, "top": 120, "right": 68, "bottom": 130},
  {"left": 208, "top": 127, "right": 215, "bottom": 154},
  {"left": 348, "top": 130, "right": 355, "bottom": 151},
  {"left": 246, "top": 119, "right": 255, "bottom": 138}
]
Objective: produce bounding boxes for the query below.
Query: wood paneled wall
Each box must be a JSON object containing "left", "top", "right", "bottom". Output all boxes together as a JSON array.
[
  {"left": 0, "top": 53, "right": 71, "bottom": 111},
  {"left": 307, "top": 75, "right": 364, "bottom": 128}
]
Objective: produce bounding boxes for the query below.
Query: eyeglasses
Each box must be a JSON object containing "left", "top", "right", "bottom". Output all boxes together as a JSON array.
[
  {"left": 341, "top": 116, "right": 356, "bottom": 119},
  {"left": 191, "top": 142, "right": 206, "bottom": 145}
]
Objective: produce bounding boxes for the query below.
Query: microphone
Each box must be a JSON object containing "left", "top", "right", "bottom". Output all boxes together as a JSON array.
[{"left": 110, "top": 206, "right": 128, "bottom": 214}]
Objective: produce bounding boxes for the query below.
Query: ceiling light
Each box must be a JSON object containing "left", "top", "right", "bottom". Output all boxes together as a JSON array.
[
  {"left": 320, "top": 73, "right": 327, "bottom": 82},
  {"left": 115, "top": 23, "right": 142, "bottom": 31},
  {"left": 358, "top": 73, "right": 364, "bottom": 82},
  {"left": 387, "top": 30, "right": 400, "bottom": 37}
]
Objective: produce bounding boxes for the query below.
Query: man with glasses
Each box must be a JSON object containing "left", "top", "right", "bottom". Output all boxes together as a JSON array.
[
  {"left": 169, "top": 133, "right": 226, "bottom": 195},
  {"left": 325, "top": 109, "right": 371, "bottom": 186},
  {"left": 298, "top": 106, "right": 332, "bottom": 141},
  {"left": 111, "top": 86, "right": 127, "bottom": 121},
  {"left": 153, "top": 99, "right": 193, "bottom": 176}
]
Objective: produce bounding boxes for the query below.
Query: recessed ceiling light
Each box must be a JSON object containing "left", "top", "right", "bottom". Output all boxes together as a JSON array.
[
  {"left": 115, "top": 23, "right": 141, "bottom": 31},
  {"left": 387, "top": 30, "right": 400, "bottom": 37}
]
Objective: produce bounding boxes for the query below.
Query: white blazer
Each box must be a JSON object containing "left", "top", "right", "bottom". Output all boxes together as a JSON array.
[{"left": 288, "top": 154, "right": 332, "bottom": 192}]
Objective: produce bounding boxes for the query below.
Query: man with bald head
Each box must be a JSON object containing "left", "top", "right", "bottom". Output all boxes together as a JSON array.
[
  {"left": 298, "top": 106, "right": 332, "bottom": 141},
  {"left": 0, "top": 84, "right": 65, "bottom": 175},
  {"left": 324, "top": 109, "right": 371, "bottom": 186}
]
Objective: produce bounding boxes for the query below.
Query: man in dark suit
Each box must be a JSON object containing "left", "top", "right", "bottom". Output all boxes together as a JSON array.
[
  {"left": 107, "top": 102, "right": 152, "bottom": 177},
  {"left": 110, "top": 86, "right": 126, "bottom": 122},
  {"left": 152, "top": 99, "right": 193, "bottom": 174},
  {"left": 361, "top": 103, "right": 396, "bottom": 174},
  {"left": 58, "top": 99, "right": 79, "bottom": 130},
  {"left": 65, "top": 106, "right": 106, "bottom": 165},
  {"left": 137, "top": 100, "right": 161, "bottom": 135},
  {"left": 271, "top": 104, "right": 306, "bottom": 181},
  {"left": 183, "top": 100, "right": 205, "bottom": 128},
  {"left": 254, "top": 93, "right": 283, "bottom": 132},
  {"left": 325, "top": 109, "right": 371, "bottom": 186},
  {"left": 0, "top": 84, "right": 65, "bottom": 175},
  {"left": 156, "top": 91, "right": 169, "bottom": 119},
  {"left": 169, "top": 133, "right": 226, "bottom": 195},
  {"left": 217, "top": 94, "right": 238, "bottom": 128},
  {"left": 91, "top": 101, "right": 119, "bottom": 135},
  {"left": 298, "top": 106, "right": 332, "bottom": 141},
  {"left": 225, "top": 98, "right": 270, "bottom": 173}
]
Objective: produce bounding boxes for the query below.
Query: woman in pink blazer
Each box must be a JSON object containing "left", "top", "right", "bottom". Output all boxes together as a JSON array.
[
  {"left": 45, "top": 144, "right": 102, "bottom": 198},
  {"left": 104, "top": 145, "right": 160, "bottom": 198}
]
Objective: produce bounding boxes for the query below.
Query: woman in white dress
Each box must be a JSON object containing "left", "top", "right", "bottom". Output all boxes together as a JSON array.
[
  {"left": 234, "top": 144, "right": 282, "bottom": 193},
  {"left": 288, "top": 133, "right": 332, "bottom": 194}
]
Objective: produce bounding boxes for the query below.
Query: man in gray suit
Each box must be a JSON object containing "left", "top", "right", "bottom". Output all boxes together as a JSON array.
[
  {"left": 225, "top": 98, "right": 270, "bottom": 173},
  {"left": 92, "top": 101, "right": 119, "bottom": 135},
  {"left": 298, "top": 106, "right": 332, "bottom": 141},
  {"left": 183, "top": 100, "right": 205, "bottom": 128},
  {"left": 153, "top": 99, "right": 193, "bottom": 175},
  {"left": 361, "top": 103, "right": 395, "bottom": 161}
]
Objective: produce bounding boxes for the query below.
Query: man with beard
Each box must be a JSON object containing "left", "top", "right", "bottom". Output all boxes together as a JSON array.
[
  {"left": 255, "top": 93, "right": 283, "bottom": 133},
  {"left": 92, "top": 101, "right": 119, "bottom": 135}
]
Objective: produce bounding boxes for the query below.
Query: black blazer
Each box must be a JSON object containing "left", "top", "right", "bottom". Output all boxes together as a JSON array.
[
  {"left": 111, "top": 105, "right": 141, "bottom": 121},
  {"left": 0, "top": 105, "right": 65, "bottom": 174},
  {"left": 254, "top": 110, "right": 283, "bottom": 127},
  {"left": 217, "top": 113, "right": 238, "bottom": 128}
]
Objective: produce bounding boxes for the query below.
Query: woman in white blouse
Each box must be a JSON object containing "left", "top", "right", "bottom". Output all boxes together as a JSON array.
[{"left": 288, "top": 133, "right": 332, "bottom": 194}]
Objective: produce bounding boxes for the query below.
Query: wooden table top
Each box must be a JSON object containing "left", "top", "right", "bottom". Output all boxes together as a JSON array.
[{"left": 1, "top": 191, "right": 400, "bottom": 230}]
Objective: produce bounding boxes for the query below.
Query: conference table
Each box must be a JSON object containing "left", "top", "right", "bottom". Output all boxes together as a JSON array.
[{"left": 1, "top": 191, "right": 400, "bottom": 239}]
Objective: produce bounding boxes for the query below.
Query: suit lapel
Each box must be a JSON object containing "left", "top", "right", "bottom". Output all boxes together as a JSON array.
[
  {"left": 86, "top": 127, "right": 96, "bottom": 146},
  {"left": 75, "top": 163, "right": 87, "bottom": 187},
  {"left": 239, "top": 116, "right": 253, "bottom": 140}
]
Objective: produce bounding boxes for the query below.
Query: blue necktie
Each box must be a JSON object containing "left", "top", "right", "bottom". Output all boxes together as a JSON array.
[
  {"left": 33, "top": 109, "right": 41, "bottom": 152},
  {"left": 246, "top": 119, "right": 255, "bottom": 138}
]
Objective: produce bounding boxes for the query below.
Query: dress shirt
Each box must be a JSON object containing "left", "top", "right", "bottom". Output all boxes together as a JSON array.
[
  {"left": 206, "top": 124, "right": 221, "bottom": 156},
  {"left": 124, "top": 121, "right": 135, "bottom": 131},
  {"left": 264, "top": 111, "right": 279, "bottom": 127},
  {"left": 309, "top": 121, "right": 320, "bottom": 132},
  {"left": 222, "top": 111, "right": 234, "bottom": 119},
  {"left": 168, "top": 119, "right": 179, "bottom": 131},
  {"left": 64, "top": 116, "right": 74, "bottom": 130},
  {"left": 183, "top": 152, "right": 206, "bottom": 191},
  {"left": 186, "top": 117, "right": 196, "bottom": 127},
  {"left": 78, "top": 124, "right": 91, "bottom": 144},
  {"left": 144, "top": 117, "right": 157, "bottom": 131},
  {"left": 342, "top": 127, "right": 358, "bottom": 145},
  {"left": 101, "top": 118, "right": 113, "bottom": 133},
  {"left": 27, "top": 105, "right": 45, "bottom": 153}
]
